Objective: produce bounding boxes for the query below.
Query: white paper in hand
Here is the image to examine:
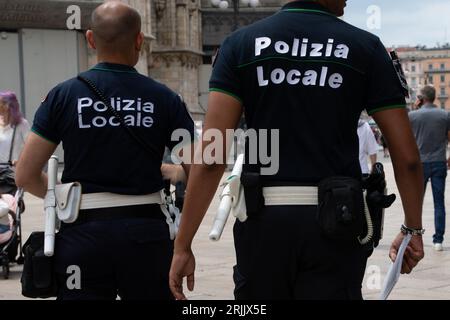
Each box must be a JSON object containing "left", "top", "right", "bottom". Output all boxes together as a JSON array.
[{"left": 379, "top": 234, "right": 412, "bottom": 300}]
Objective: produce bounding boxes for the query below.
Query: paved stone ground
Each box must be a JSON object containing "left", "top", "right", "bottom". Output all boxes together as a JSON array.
[{"left": 1, "top": 151, "right": 450, "bottom": 300}]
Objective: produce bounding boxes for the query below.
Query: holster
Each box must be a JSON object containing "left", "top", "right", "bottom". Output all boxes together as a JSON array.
[
  {"left": 317, "top": 176, "right": 365, "bottom": 241},
  {"left": 174, "top": 181, "right": 186, "bottom": 211},
  {"left": 240, "top": 171, "right": 264, "bottom": 217},
  {"left": 54, "top": 182, "right": 82, "bottom": 223},
  {"left": 162, "top": 179, "right": 181, "bottom": 240},
  {"left": 363, "top": 164, "right": 396, "bottom": 248}
]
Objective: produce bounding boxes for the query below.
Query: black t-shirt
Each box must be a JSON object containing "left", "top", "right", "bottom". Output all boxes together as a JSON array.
[
  {"left": 210, "top": 1, "right": 406, "bottom": 183},
  {"left": 33, "top": 62, "right": 195, "bottom": 194}
]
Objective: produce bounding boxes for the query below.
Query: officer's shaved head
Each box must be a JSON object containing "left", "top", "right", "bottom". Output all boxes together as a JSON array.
[{"left": 89, "top": 1, "right": 141, "bottom": 53}]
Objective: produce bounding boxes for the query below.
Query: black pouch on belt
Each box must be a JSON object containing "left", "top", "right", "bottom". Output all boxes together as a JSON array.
[
  {"left": 21, "top": 232, "right": 58, "bottom": 298},
  {"left": 317, "top": 177, "right": 365, "bottom": 241},
  {"left": 240, "top": 171, "right": 264, "bottom": 217}
]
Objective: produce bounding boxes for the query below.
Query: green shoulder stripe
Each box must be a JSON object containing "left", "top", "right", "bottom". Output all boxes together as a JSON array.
[
  {"left": 282, "top": 9, "right": 337, "bottom": 18},
  {"left": 368, "top": 104, "right": 406, "bottom": 115},
  {"left": 209, "top": 88, "right": 243, "bottom": 103},
  {"left": 31, "top": 128, "right": 59, "bottom": 145}
]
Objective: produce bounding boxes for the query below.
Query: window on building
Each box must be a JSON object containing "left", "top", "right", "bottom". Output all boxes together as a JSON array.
[
  {"left": 411, "top": 65, "right": 416, "bottom": 72},
  {"left": 411, "top": 77, "right": 417, "bottom": 86},
  {"left": 441, "top": 101, "right": 446, "bottom": 109},
  {"left": 441, "top": 63, "right": 445, "bottom": 70},
  {"left": 428, "top": 76, "right": 433, "bottom": 84},
  {"left": 429, "top": 64, "right": 433, "bottom": 70},
  {"left": 441, "top": 87, "right": 446, "bottom": 96},
  {"left": 441, "top": 75, "right": 446, "bottom": 83}
]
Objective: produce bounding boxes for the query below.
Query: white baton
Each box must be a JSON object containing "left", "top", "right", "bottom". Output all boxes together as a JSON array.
[
  {"left": 209, "top": 154, "right": 244, "bottom": 241},
  {"left": 44, "top": 155, "right": 58, "bottom": 256}
]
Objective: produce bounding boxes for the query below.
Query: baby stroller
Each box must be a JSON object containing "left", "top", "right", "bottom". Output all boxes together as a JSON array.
[{"left": 0, "top": 163, "right": 25, "bottom": 279}]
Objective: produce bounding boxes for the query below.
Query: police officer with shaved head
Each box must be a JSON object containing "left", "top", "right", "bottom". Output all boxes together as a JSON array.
[
  {"left": 170, "top": 0, "right": 425, "bottom": 300},
  {"left": 16, "top": 1, "right": 195, "bottom": 300}
]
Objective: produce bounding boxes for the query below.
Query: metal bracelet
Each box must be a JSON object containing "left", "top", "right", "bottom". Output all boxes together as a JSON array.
[{"left": 401, "top": 224, "right": 425, "bottom": 236}]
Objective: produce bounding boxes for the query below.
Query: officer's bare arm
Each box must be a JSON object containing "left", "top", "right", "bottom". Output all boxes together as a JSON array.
[
  {"left": 175, "top": 92, "right": 243, "bottom": 251},
  {"left": 180, "top": 143, "right": 196, "bottom": 179},
  {"left": 15, "top": 133, "right": 57, "bottom": 198},
  {"left": 182, "top": 163, "right": 191, "bottom": 180},
  {"left": 372, "top": 108, "right": 423, "bottom": 229},
  {"left": 160, "top": 145, "right": 194, "bottom": 185}
]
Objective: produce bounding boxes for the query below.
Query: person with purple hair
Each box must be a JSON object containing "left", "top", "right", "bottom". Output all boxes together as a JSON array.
[{"left": 0, "top": 91, "right": 30, "bottom": 165}]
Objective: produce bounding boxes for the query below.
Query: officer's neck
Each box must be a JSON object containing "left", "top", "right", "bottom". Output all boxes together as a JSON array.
[
  {"left": 291, "top": 0, "right": 326, "bottom": 4},
  {"left": 96, "top": 54, "right": 137, "bottom": 68},
  {"left": 288, "top": 0, "right": 336, "bottom": 14}
]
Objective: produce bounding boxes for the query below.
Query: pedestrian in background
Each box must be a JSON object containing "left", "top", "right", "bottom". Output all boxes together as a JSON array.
[
  {"left": 357, "top": 118, "right": 379, "bottom": 176},
  {"left": 0, "top": 91, "right": 30, "bottom": 166},
  {"left": 409, "top": 85, "right": 450, "bottom": 251}
]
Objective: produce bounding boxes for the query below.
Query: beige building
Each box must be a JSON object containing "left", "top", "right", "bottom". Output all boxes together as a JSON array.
[
  {"left": 397, "top": 47, "right": 450, "bottom": 110},
  {"left": 423, "top": 55, "right": 450, "bottom": 110}
]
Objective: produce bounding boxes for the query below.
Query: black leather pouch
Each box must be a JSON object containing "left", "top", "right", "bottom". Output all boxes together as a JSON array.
[
  {"left": 317, "top": 177, "right": 365, "bottom": 241},
  {"left": 240, "top": 172, "right": 264, "bottom": 217},
  {"left": 21, "top": 232, "right": 58, "bottom": 298}
]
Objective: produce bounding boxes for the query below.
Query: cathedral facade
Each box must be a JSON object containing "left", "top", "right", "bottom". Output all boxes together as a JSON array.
[{"left": 149, "top": 0, "right": 204, "bottom": 118}]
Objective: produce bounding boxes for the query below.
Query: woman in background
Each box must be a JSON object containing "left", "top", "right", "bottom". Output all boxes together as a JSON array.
[{"left": 0, "top": 91, "right": 30, "bottom": 166}]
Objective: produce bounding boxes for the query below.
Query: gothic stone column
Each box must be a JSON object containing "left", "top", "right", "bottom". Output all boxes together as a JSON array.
[{"left": 150, "top": 0, "right": 205, "bottom": 119}]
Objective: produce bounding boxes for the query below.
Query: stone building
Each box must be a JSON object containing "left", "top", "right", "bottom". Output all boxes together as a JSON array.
[
  {"left": 201, "top": 0, "right": 288, "bottom": 61},
  {"left": 198, "top": 0, "right": 287, "bottom": 112},
  {"left": 149, "top": 0, "right": 204, "bottom": 119},
  {"left": 0, "top": 0, "right": 97, "bottom": 120},
  {"left": 0, "top": 0, "right": 288, "bottom": 123}
]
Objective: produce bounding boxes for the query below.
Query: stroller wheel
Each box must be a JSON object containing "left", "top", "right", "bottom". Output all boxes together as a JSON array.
[{"left": 2, "top": 258, "right": 9, "bottom": 279}]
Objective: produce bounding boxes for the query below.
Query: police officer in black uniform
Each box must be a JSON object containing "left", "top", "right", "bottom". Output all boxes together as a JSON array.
[
  {"left": 16, "top": 1, "right": 195, "bottom": 300},
  {"left": 170, "top": 0, "right": 425, "bottom": 300}
]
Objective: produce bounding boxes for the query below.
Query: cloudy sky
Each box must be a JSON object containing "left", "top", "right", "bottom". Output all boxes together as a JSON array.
[{"left": 343, "top": 0, "right": 450, "bottom": 47}]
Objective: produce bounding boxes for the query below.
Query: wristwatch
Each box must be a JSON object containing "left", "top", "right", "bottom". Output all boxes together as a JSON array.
[{"left": 401, "top": 224, "right": 425, "bottom": 236}]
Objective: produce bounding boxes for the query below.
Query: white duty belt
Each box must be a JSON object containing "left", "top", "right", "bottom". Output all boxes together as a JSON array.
[
  {"left": 80, "top": 191, "right": 165, "bottom": 210},
  {"left": 263, "top": 186, "right": 318, "bottom": 206},
  {"left": 79, "top": 190, "right": 180, "bottom": 240},
  {"left": 262, "top": 186, "right": 373, "bottom": 245}
]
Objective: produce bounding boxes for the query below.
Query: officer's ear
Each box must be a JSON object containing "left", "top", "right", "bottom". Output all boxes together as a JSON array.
[
  {"left": 86, "top": 30, "right": 96, "bottom": 50},
  {"left": 136, "top": 32, "right": 144, "bottom": 52}
]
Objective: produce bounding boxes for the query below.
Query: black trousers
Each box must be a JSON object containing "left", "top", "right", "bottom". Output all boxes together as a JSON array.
[
  {"left": 233, "top": 205, "right": 370, "bottom": 300},
  {"left": 54, "top": 205, "right": 173, "bottom": 300}
]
